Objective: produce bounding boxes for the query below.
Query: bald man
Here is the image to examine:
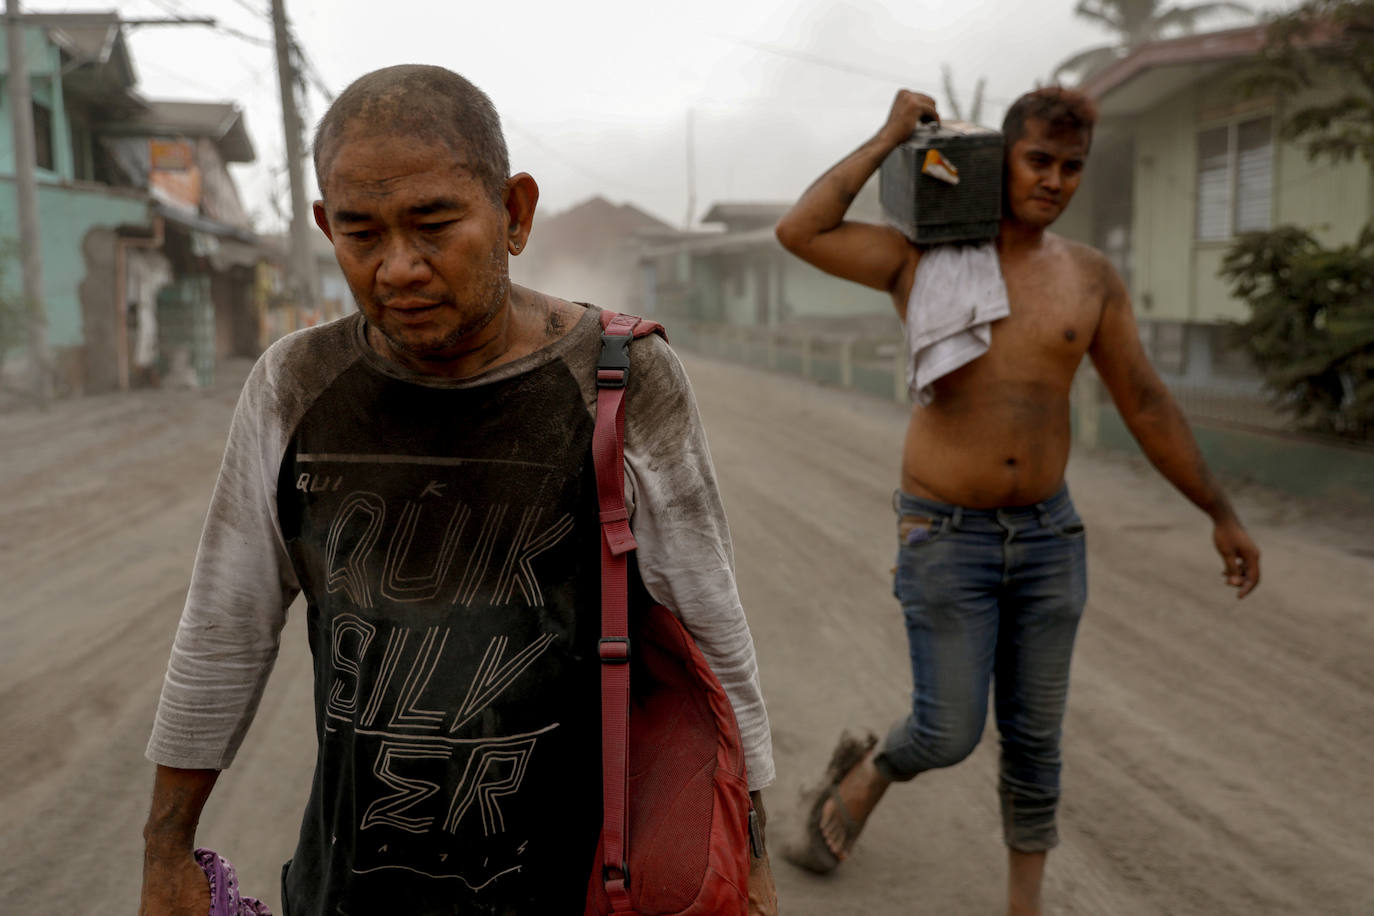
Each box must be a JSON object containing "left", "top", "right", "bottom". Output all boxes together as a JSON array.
[{"left": 138, "top": 65, "right": 777, "bottom": 916}]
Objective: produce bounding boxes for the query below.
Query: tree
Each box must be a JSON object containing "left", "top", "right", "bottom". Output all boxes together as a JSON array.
[
  {"left": 941, "top": 64, "right": 986, "bottom": 125},
  {"left": 1236, "top": 0, "right": 1374, "bottom": 165},
  {"left": 1053, "top": 0, "right": 1253, "bottom": 83},
  {"left": 1221, "top": 0, "right": 1374, "bottom": 440},
  {"left": 1222, "top": 227, "right": 1374, "bottom": 438}
]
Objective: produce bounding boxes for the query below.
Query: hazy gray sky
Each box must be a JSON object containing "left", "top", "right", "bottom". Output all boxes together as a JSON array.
[{"left": 51, "top": 0, "right": 1277, "bottom": 229}]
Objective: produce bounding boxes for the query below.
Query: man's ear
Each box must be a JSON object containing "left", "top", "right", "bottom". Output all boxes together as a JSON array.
[
  {"left": 312, "top": 201, "right": 333, "bottom": 241},
  {"left": 503, "top": 172, "right": 539, "bottom": 256}
]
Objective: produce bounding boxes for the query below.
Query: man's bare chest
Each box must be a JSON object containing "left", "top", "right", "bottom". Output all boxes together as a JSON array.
[{"left": 987, "top": 262, "right": 1102, "bottom": 369}]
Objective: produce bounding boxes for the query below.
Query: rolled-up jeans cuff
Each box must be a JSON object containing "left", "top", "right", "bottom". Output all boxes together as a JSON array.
[{"left": 1000, "top": 792, "right": 1060, "bottom": 852}]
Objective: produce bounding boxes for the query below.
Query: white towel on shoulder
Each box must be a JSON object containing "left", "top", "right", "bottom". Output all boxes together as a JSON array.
[{"left": 904, "top": 241, "right": 1010, "bottom": 405}]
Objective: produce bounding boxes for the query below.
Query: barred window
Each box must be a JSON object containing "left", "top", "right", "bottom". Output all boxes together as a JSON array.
[{"left": 1195, "top": 116, "right": 1273, "bottom": 240}]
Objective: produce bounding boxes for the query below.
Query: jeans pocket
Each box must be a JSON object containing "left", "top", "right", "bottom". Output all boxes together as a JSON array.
[
  {"left": 898, "top": 513, "right": 950, "bottom": 548},
  {"left": 1048, "top": 515, "right": 1085, "bottom": 540},
  {"left": 893, "top": 516, "right": 951, "bottom": 598}
]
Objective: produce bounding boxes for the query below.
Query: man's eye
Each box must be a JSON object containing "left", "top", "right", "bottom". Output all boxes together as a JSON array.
[
  {"left": 345, "top": 230, "right": 376, "bottom": 241},
  {"left": 419, "top": 220, "right": 456, "bottom": 232}
]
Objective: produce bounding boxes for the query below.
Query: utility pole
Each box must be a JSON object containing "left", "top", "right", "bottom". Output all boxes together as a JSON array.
[
  {"left": 684, "top": 107, "right": 696, "bottom": 230},
  {"left": 5, "top": 0, "right": 50, "bottom": 407},
  {"left": 270, "top": 0, "right": 320, "bottom": 318}
]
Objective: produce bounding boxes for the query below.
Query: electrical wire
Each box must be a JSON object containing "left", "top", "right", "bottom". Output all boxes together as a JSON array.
[{"left": 710, "top": 32, "right": 1017, "bottom": 108}]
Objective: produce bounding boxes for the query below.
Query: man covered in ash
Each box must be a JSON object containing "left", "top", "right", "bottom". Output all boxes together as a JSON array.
[
  {"left": 775, "top": 87, "right": 1260, "bottom": 916},
  {"left": 138, "top": 65, "right": 777, "bottom": 916}
]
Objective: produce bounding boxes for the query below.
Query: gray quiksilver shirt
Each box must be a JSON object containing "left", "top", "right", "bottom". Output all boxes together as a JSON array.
[{"left": 145, "top": 305, "right": 774, "bottom": 913}]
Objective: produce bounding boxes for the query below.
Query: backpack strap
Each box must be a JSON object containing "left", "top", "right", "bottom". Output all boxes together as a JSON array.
[{"left": 592, "top": 309, "right": 664, "bottom": 913}]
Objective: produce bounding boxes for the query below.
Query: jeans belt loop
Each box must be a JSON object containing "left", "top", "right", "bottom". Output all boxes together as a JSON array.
[{"left": 950, "top": 506, "right": 963, "bottom": 530}]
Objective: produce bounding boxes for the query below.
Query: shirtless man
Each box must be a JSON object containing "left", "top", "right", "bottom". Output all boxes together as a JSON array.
[{"left": 774, "top": 87, "right": 1260, "bottom": 916}]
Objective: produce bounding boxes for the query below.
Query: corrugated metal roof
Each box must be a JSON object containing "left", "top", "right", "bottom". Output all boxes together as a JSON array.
[{"left": 108, "top": 101, "right": 256, "bottom": 163}]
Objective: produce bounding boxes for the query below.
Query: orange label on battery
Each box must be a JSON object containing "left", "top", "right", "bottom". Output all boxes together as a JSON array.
[{"left": 921, "top": 148, "right": 960, "bottom": 185}]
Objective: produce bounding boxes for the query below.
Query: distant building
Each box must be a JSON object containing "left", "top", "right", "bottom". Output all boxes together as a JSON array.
[
  {"left": 1062, "top": 23, "right": 1371, "bottom": 395},
  {"left": 0, "top": 12, "right": 262, "bottom": 395},
  {"left": 511, "top": 195, "right": 678, "bottom": 315},
  {"left": 639, "top": 182, "right": 895, "bottom": 333},
  {"left": 257, "top": 231, "right": 352, "bottom": 344}
]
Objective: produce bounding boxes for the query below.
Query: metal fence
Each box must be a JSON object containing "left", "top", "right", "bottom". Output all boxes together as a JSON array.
[{"left": 668, "top": 321, "right": 1374, "bottom": 455}]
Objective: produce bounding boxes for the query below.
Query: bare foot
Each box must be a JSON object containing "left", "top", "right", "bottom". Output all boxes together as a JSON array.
[{"left": 818, "top": 749, "right": 892, "bottom": 861}]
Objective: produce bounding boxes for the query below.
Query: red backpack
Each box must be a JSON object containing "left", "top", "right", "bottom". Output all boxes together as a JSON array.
[{"left": 583, "top": 311, "right": 752, "bottom": 916}]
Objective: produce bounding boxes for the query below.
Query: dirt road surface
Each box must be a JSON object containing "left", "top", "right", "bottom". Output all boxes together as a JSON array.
[{"left": 2, "top": 351, "right": 1371, "bottom": 915}]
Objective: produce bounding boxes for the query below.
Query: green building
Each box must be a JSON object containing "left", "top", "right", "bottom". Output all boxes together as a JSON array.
[
  {"left": 1, "top": 12, "right": 259, "bottom": 396},
  {"left": 1064, "top": 23, "right": 1372, "bottom": 402}
]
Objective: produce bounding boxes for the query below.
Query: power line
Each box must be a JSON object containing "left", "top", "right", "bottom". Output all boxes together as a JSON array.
[
  {"left": 710, "top": 32, "right": 1016, "bottom": 108},
  {"left": 136, "top": 0, "right": 272, "bottom": 46},
  {"left": 288, "top": 29, "right": 334, "bottom": 102},
  {"left": 226, "top": 0, "right": 268, "bottom": 17},
  {"left": 214, "top": 22, "right": 273, "bottom": 47},
  {"left": 504, "top": 122, "right": 657, "bottom": 196}
]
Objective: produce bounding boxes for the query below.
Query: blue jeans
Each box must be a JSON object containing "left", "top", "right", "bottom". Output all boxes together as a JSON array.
[{"left": 874, "top": 486, "right": 1088, "bottom": 852}]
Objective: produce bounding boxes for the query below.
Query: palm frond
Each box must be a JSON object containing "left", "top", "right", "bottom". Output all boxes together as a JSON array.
[
  {"left": 970, "top": 78, "right": 987, "bottom": 125},
  {"left": 1073, "top": 0, "right": 1127, "bottom": 32},
  {"left": 1152, "top": 1, "right": 1254, "bottom": 37},
  {"left": 941, "top": 64, "right": 964, "bottom": 122},
  {"left": 1052, "top": 44, "right": 1126, "bottom": 83}
]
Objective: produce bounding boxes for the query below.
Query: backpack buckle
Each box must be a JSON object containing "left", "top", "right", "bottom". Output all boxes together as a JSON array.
[
  {"left": 597, "top": 333, "right": 632, "bottom": 388},
  {"left": 598, "top": 636, "right": 631, "bottom": 664}
]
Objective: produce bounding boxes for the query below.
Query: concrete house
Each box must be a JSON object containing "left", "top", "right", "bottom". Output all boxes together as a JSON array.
[
  {"left": 1, "top": 12, "right": 260, "bottom": 395},
  {"left": 1059, "top": 23, "right": 1371, "bottom": 401},
  {"left": 511, "top": 194, "right": 678, "bottom": 316},
  {"left": 639, "top": 191, "right": 895, "bottom": 334}
]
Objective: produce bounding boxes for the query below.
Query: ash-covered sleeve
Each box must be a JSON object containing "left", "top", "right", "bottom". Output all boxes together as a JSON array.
[
  {"left": 623, "top": 335, "right": 775, "bottom": 791},
  {"left": 145, "top": 350, "right": 302, "bottom": 770}
]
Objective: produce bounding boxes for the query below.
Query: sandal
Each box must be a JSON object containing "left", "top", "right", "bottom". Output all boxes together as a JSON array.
[{"left": 782, "top": 730, "right": 879, "bottom": 874}]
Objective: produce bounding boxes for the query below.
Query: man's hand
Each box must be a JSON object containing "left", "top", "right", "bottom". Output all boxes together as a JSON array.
[
  {"left": 1214, "top": 518, "right": 1261, "bottom": 598},
  {"left": 879, "top": 90, "right": 939, "bottom": 145},
  {"left": 138, "top": 848, "right": 210, "bottom": 916},
  {"left": 747, "top": 790, "right": 778, "bottom": 914},
  {"left": 748, "top": 848, "right": 779, "bottom": 915}
]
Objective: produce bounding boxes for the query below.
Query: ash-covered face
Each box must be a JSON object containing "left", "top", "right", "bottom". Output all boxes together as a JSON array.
[
  {"left": 1004, "top": 117, "right": 1089, "bottom": 229},
  {"left": 313, "top": 131, "right": 512, "bottom": 366}
]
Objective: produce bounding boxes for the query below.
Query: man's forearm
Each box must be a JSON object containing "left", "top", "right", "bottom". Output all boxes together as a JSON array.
[
  {"left": 143, "top": 765, "right": 219, "bottom": 854},
  {"left": 1125, "top": 396, "right": 1236, "bottom": 523}
]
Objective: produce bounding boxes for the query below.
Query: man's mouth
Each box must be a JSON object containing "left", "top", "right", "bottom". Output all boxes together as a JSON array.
[{"left": 382, "top": 300, "right": 445, "bottom": 322}]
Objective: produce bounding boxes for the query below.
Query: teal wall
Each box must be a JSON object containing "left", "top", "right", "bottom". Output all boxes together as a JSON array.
[
  {"left": 781, "top": 256, "right": 890, "bottom": 319},
  {"left": 0, "top": 178, "right": 150, "bottom": 349},
  {"left": 0, "top": 23, "right": 75, "bottom": 182},
  {"left": 1095, "top": 407, "right": 1374, "bottom": 507},
  {"left": 720, "top": 256, "right": 757, "bottom": 325}
]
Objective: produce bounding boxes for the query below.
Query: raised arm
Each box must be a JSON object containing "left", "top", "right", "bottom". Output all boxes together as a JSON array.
[
  {"left": 774, "top": 90, "right": 938, "bottom": 303},
  {"left": 1088, "top": 258, "right": 1260, "bottom": 597}
]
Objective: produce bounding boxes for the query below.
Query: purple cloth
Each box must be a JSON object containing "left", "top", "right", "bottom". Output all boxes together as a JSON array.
[{"left": 194, "top": 849, "right": 272, "bottom": 916}]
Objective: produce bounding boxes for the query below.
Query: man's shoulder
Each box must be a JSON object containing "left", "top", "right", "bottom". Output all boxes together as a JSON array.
[
  {"left": 245, "top": 313, "right": 363, "bottom": 412},
  {"left": 1047, "top": 233, "right": 1121, "bottom": 285}
]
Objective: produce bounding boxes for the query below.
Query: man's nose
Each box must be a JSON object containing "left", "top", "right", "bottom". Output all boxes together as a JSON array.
[
  {"left": 377, "top": 236, "right": 432, "bottom": 287},
  {"left": 1041, "top": 167, "right": 1064, "bottom": 192}
]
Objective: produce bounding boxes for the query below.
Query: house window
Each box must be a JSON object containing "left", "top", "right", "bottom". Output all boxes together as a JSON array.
[
  {"left": 32, "top": 101, "right": 54, "bottom": 172},
  {"left": 1195, "top": 116, "right": 1273, "bottom": 241}
]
